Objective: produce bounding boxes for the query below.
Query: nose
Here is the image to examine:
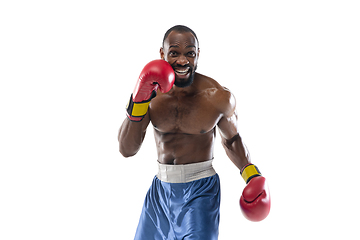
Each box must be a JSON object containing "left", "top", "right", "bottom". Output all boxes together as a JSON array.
[{"left": 176, "top": 54, "right": 189, "bottom": 66}]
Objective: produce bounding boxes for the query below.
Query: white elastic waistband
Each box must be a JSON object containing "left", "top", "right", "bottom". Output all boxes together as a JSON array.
[{"left": 157, "top": 159, "right": 216, "bottom": 183}]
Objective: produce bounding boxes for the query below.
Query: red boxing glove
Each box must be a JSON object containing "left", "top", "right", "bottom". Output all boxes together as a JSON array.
[
  {"left": 239, "top": 164, "right": 271, "bottom": 222},
  {"left": 126, "top": 60, "right": 175, "bottom": 121}
]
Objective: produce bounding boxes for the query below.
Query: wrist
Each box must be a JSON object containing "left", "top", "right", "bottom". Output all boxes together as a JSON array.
[
  {"left": 240, "top": 164, "right": 262, "bottom": 184},
  {"left": 126, "top": 91, "right": 156, "bottom": 122}
]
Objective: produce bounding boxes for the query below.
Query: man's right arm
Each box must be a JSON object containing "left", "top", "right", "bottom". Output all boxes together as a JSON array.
[
  {"left": 118, "top": 112, "right": 150, "bottom": 157},
  {"left": 117, "top": 59, "right": 175, "bottom": 158}
]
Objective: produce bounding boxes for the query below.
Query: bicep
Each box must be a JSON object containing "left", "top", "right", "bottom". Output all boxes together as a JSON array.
[
  {"left": 216, "top": 89, "right": 238, "bottom": 140},
  {"left": 217, "top": 110, "right": 239, "bottom": 140}
]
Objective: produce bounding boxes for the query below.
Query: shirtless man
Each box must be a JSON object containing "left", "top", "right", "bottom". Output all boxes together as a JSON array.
[{"left": 118, "top": 25, "right": 270, "bottom": 240}]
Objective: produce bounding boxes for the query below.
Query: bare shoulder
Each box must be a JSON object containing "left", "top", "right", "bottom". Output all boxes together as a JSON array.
[{"left": 196, "top": 73, "right": 236, "bottom": 117}]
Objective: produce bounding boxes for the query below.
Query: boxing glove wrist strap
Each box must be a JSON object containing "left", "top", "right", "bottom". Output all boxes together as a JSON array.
[
  {"left": 240, "top": 164, "right": 262, "bottom": 184},
  {"left": 126, "top": 91, "right": 156, "bottom": 122}
]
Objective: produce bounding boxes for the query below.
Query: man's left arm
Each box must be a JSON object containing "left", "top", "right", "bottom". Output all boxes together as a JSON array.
[
  {"left": 217, "top": 89, "right": 271, "bottom": 222},
  {"left": 217, "top": 109, "right": 250, "bottom": 170}
]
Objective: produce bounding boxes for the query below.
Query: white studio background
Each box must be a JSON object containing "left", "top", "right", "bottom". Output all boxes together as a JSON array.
[{"left": 1, "top": 0, "right": 359, "bottom": 239}]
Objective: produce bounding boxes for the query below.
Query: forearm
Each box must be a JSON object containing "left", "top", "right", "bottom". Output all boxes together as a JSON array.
[
  {"left": 221, "top": 134, "right": 251, "bottom": 170},
  {"left": 118, "top": 117, "right": 148, "bottom": 157}
]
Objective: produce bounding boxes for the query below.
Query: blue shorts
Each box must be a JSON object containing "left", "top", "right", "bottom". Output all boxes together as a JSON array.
[{"left": 134, "top": 174, "right": 221, "bottom": 240}]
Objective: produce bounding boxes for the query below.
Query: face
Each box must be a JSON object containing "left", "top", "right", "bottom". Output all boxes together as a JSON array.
[{"left": 160, "top": 31, "right": 200, "bottom": 88}]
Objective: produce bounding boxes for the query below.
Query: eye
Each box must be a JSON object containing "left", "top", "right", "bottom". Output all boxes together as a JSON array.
[
  {"left": 187, "top": 51, "right": 196, "bottom": 57},
  {"left": 169, "top": 51, "right": 178, "bottom": 57}
]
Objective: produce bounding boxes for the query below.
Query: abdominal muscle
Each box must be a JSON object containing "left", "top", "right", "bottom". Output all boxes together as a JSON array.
[{"left": 154, "top": 128, "right": 215, "bottom": 165}]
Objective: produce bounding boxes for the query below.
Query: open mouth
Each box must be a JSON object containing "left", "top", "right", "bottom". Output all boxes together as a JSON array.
[{"left": 174, "top": 68, "right": 190, "bottom": 76}]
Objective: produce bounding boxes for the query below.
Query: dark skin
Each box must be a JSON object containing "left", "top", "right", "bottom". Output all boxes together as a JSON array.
[{"left": 118, "top": 31, "right": 251, "bottom": 170}]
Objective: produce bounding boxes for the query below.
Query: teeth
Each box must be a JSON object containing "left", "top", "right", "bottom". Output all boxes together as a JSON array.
[{"left": 175, "top": 69, "right": 189, "bottom": 75}]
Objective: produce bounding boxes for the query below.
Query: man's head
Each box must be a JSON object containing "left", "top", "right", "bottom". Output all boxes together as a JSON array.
[{"left": 160, "top": 25, "right": 200, "bottom": 88}]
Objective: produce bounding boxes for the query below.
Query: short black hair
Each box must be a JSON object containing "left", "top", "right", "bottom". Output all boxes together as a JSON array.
[{"left": 162, "top": 25, "right": 199, "bottom": 47}]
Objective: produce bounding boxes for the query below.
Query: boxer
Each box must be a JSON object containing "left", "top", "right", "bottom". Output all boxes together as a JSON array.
[{"left": 118, "top": 25, "right": 270, "bottom": 240}]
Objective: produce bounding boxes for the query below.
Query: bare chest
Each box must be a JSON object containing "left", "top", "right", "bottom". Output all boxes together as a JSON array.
[{"left": 149, "top": 93, "right": 222, "bottom": 134}]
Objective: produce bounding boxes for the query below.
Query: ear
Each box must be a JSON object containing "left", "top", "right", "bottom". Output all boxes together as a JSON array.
[
  {"left": 197, "top": 48, "right": 200, "bottom": 57},
  {"left": 160, "top": 47, "right": 165, "bottom": 60}
]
